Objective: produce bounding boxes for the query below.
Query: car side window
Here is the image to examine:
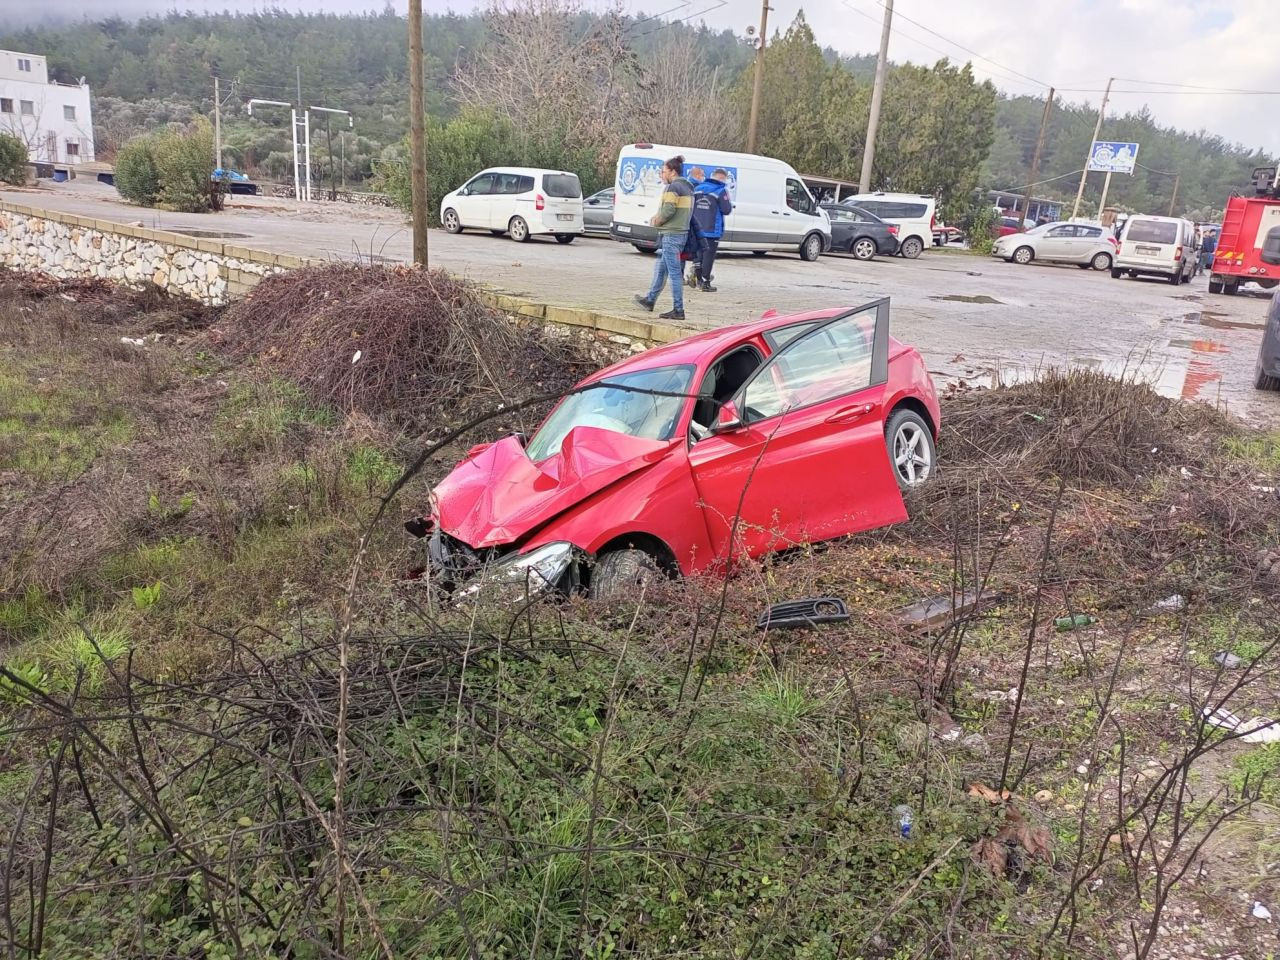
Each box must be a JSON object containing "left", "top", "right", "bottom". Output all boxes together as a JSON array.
[
  {"left": 741, "top": 311, "right": 876, "bottom": 422},
  {"left": 465, "top": 173, "right": 496, "bottom": 196},
  {"left": 1047, "top": 225, "right": 1075, "bottom": 238},
  {"left": 786, "top": 179, "right": 814, "bottom": 215},
  {"left": 1080, "top": 226, "right": 1102, "bottom": 238}
]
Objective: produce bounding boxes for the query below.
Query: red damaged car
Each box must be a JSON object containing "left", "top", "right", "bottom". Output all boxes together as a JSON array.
[{"left": 408, "top": 299, "right": 940, "bottom": 599}]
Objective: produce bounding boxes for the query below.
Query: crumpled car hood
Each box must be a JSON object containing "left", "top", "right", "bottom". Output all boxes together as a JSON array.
[{"left": 433, "top": 428, "right": 673, "bottom": 548}]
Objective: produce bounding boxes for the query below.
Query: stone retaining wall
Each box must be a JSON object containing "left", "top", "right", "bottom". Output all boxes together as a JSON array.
[
  {"left": 0, "top": 200, "right": 687, "bottom": 351},
  {"left": 0, "top": 201, "right": 317, "bottom": 305}
]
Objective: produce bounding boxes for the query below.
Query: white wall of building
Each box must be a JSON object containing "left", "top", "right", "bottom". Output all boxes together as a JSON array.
[{"left": 0, "top": 49, "right": 94, "bottom": 165}]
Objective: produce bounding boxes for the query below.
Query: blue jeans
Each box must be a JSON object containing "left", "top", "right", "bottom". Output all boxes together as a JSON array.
[{"left": 646, "top": 234, "right": 684, "bottom": 311}]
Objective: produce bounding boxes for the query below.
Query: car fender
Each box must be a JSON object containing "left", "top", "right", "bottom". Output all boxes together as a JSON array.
[
  {"left": 521, "top": 445, "right": 716, "bottom": 575},
  {"left": 885, "top": 347, "right": 941, "bottom": 436}
]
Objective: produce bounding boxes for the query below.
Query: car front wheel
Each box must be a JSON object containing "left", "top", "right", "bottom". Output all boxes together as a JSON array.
[
  {"left": 589, "top": 549, "right": 661, "bottom": 601},
  {"left": 442, "top": 208, "right": 462, "bottom": 234},
  {"left": 900, "top": 236, "right": 924, "bottom": 259},
  {"left": 1012, "top": 245, "right": 1034, "bottom": 265},
  {"left": 852, "top": 237, "right": 877, "bottom": 261},
  {"left": 800, "top": 233, "right": 824, "bottom": 261},
  {"left": 886, "top": 408, "right": 935, "bottom": 490}
]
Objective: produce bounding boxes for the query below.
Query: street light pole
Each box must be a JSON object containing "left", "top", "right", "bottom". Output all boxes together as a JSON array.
[
  {"left": 744, "top": 0, "right": 771, "bottom": 154},
  {"left": 409, "top": 0, "right": 429, "bottom": 267},
  {"left": 859, "top": 0, "right": 894, "bottom": 193},
  {"left": 1071, "top": 76, "right": 1113, "bottom": 221}
]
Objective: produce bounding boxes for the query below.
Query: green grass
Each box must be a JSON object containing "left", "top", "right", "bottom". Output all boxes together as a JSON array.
[
  {"left": 0, "top": 370, "right": 132, "bottom": 487},
  {"left": 214, "top": 378, "right": 337, "bottom": 455},
  {"left": 1224, "top": 433, "right": 1280, "bottom": 471}
]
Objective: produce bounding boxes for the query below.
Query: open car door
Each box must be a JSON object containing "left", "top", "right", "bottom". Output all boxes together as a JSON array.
[{"left": 687, "top": 300, "right": 907, "bottom": 564}]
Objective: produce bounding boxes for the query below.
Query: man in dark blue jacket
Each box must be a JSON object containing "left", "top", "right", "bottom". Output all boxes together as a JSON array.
[{"left": 686, "top": 168, "right": 733, "bottom": 292}]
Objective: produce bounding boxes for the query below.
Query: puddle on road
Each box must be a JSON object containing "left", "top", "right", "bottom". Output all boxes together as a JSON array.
[
  {"left": 169, "top": 228, "right": 251, "bottom": 239},
  {"left": 1198, "top": 312, "right": 1265, "bottom": 331},
  {"left": 931, "top": 294, "right": 1003, "bottom": 304}
]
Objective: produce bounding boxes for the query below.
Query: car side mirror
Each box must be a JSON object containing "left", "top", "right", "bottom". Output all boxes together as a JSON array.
[{"left": 712, "top": 401, "right": 744, "bottom": 434}]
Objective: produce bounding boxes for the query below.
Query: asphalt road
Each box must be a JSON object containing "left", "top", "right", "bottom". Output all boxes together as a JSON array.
[{"left": 5, "top": 181, "right": 1278, "bottom": 427}]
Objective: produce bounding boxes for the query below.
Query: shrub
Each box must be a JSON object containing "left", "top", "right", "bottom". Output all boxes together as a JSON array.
[
  {"left": 0, "top": 132, "right": 26, "bottom": 186},
  {"left": 114, "top": 120, "right": 222, "bottom": 213},
  {"left": 114, "top": 137, "right": 161, "bottom": 205},
  {"left": 964, "top": 200, "right": 997, "bottom": 254}
]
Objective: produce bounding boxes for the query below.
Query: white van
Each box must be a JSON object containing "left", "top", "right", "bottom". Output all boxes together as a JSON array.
[
  {"left": 1112, "top": 215, "right": 1197, "bottom": 285},
  {"left": 609, "top": 143, "right": 831, "bottom": 261},
  {"left": 439, "top": 167, "right": 584, "bottom": 243},
  {"left": 839, "top": 192, "right": 937, "bottom": 259}
]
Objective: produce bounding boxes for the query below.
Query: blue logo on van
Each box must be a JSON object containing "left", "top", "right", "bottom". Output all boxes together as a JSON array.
[{"left": 618, "top": 156, "right": 738, "bottom": 200}]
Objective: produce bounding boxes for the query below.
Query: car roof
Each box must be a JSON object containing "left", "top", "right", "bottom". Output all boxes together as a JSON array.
[
  {"left": 582, "top": 306, "right": 880, "bottom": 383},
  {"left": 478, "top": 167, "right": 578, "bottom": 177},
  {"left": 843, "top": 192, "right": 935, "bottom": 202}
]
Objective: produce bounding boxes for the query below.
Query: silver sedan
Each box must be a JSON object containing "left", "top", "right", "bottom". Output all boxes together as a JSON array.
[
  {"left": 583, "top": 188, "right": 614, "bottom": 235},
  {"left": 993, "top": 221, "right": 1118, "bottom": 271}
]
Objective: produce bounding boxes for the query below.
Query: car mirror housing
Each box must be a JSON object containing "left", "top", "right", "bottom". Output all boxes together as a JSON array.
[{"left": 712, "top": 401, "right": 744, "bottom": 434}]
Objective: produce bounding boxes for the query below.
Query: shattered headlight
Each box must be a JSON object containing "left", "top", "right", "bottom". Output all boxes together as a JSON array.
[{"left": 456, "top": 541, "right": 578, "bottom": 602}]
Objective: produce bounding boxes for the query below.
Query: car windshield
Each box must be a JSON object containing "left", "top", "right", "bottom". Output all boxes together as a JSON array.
[
  {"left": 542, "top": 173, "right": 582, "bottom": 198},
  {"left": 524, "top": 364, "right": 694, "bottom": 462},
  {"left": 1126, "top": 219, "right": 1178, "bottom": 244}
]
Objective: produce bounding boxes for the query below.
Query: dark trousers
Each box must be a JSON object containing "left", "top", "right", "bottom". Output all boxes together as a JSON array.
[{"left": 697, "top": 237, "right": 720, "bottom": 284}]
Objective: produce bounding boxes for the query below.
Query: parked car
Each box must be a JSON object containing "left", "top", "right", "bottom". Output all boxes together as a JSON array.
[
  {"left": 821, "top": 204, "right": 899, "bottom": 260},
  {"left": 406, "top": 300, "right": 940, "bottom": 600},
  {"left": 932, "top": 222, "right": 962, "bottom": 246},
  {"left": 440, "top": 167, "right": 584, "bottom": 243},
  {"left": 993, "top": 220, "right": 1117, "bottom": 270},
  {"left": 996, "top": 216, "right": 1031, "bottom": 238},
  {"left": 838, "top": 192, "right": 936, "bottom": 259},
  {"left": 1112, "top": 215, "right": 1198, "bottom": 284},
  {"left": 1257, "top": 288, "right": 1280, "bottom": 391},
  {"left": 583, "top": 187, "right": 614, "bottom": 235},
  {"left": 610, "top": 142, "right": 830, "bottom": 261}
]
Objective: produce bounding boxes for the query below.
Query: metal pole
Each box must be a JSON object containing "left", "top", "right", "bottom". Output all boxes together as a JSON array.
[
  {"left": 213, "top": 76, "right": 222, "bottom": 170},
  {"left": 303, "top": 110, "right": 312, "bottom": 202},
  {"left": 744, "top": 0, "right": 771, "bottom": 154},
  {"left": 1019, "top": 86, "right": 1053, "bottom": 226},
  {"left": 409, "top": 0, "right": 429, "bottom": 266},
  {"left": 291, "top": 108, "right": 300, "bottom": 201},
  {"left": 859, "top": 0, "right": 894, "bottom": 193},
  {"left": 1096, "top": 170, "right": 1113, "bottom": 220},
  {"left": 1168, "top": 173, "right": 1180, "bottom": 216},
  {"left": 1071, "top": 76, "right": 1113, "bottom": 221}
]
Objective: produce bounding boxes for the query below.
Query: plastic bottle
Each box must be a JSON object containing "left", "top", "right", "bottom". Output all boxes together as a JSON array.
[
  {"left": 1053, "top": 614, "right": 1096, "bottom": 632},
  {"left": 894, "top": 804, "right": 914, "bottom": 839}
]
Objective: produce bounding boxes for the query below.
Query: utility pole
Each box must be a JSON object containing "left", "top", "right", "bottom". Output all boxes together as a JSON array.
[
  {"left": 213, "top": 76, "right": 222, "bottom": 170},
  {"left": 1019, "top": 86, "right": 1053, "bottom": 226},
  {"left": 409, "top": 0, "right": 429, "bottom": 266},
  {"left": 744, "top": 0, "right": 771, "bottom": 154},
  {"left": 1168, "top": 173, "right": 1180, "bottom": 216},
  {"left": 859, "top": 0, "right": 894, "bottom": 193},
  {"left": 1071, "top": 76, "right": 1113, "bottom": 221}
]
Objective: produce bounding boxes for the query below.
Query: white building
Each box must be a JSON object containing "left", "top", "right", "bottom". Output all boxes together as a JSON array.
[{"left": 0, "top": 49, "right": 94, "bottom": 166}]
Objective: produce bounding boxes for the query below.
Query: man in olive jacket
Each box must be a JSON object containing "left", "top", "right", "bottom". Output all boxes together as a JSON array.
[{"left": 634, "top": 155, "right": 693, "bottom": 321}]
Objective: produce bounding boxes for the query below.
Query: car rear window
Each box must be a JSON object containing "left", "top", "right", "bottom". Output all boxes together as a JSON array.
[
  {"left": 889, "top": 203, "right": 929, "bottom": 219},
  {"left": 542, "top": 173, "right": 582, "bottom": 198},
  {"left": 1127, "top": 219, "right": 1178, "bottom": 244}
]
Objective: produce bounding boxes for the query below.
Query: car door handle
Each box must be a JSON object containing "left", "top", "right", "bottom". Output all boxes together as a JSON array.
[
  {"left": 771, "top": 210, "right": 780, "bottom": 214},
  {"left": 826, "top": 402, "right": 876, "bottom": 424}
]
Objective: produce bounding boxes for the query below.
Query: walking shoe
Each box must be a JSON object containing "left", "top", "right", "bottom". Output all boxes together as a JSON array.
[
  {"left": 633, "top": 295, "right": 654, "bottom": 312},
  {"left": 684, "top": 270, "right": 697, "bottom": 288},
  {"left": 659, "top": 308, "right": 685, "bottom": 321},
  {"left": 700, "top": 282, "right": 717, "bottom": 292}
]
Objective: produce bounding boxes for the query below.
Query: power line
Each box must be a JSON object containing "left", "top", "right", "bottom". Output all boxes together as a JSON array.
[{"left": 867, "top": 0, "right": 1051, "bottom": 90}]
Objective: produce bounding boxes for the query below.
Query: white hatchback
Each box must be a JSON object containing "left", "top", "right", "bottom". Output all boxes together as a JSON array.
[
  {"left": 993, "top": 221, "right": 1118, "bottom": 271},
  {"left": 440, "top": 167, "right": 585, "bottom": 243}
]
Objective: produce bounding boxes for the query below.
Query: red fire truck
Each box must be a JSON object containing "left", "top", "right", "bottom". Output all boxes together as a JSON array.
[{"left": 1209, "top": 165, "right": 1280, "bottom": 295}]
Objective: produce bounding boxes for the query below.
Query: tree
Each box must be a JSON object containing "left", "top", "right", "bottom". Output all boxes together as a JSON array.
[
  {"left": 731, "top": 13, "right": 829, "bottom": 155},
  {"left": 113, "top": 120, "right": 220, "bottom": 213},
  {"left": 0, "top": 132, "right": 26, "bottom": 185}
]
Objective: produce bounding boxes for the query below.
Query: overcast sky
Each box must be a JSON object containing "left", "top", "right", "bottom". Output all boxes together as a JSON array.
[{"left": 15, "top": 0, "right": 1280, "bottom": 155}]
